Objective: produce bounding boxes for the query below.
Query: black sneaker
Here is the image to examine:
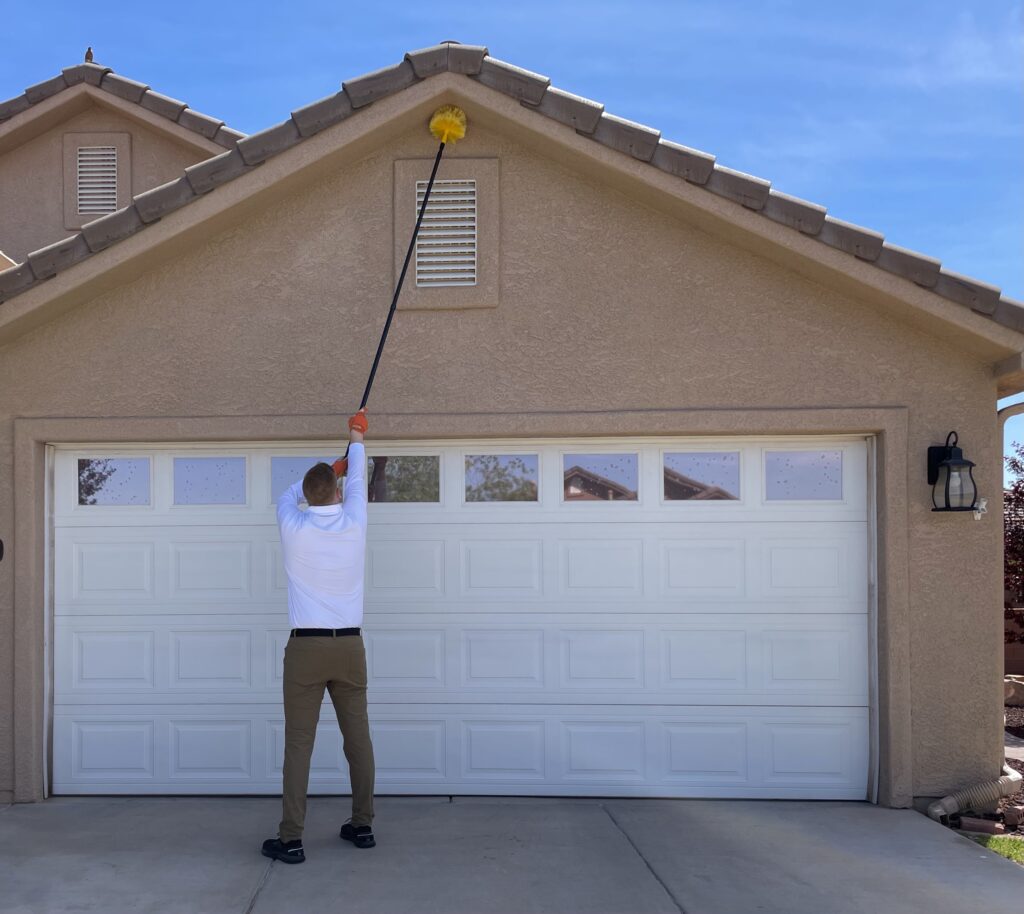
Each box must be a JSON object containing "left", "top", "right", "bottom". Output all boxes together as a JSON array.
[
  {"left": 261, "top": 837, "right": 305, "bottom": 864},
  {"left": 340, "top": 821, "right": 376, "bottom": 849}
]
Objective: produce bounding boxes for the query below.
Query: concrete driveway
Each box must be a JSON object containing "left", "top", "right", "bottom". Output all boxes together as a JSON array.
[{"left": 0, "top": 797, "right": 1020, "bottom": 914}]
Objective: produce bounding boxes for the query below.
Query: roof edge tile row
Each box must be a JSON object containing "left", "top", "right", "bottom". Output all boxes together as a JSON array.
[
  {"left": 0, "top": 61, "right": 246, "bottom": 149},
  {"left": 1, "top": 43, "right": 1021, "bottom": 335}
]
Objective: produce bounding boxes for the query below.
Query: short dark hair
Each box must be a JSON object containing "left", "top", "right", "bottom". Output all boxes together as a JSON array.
[{"left": 303, "top": 462, "right": 338, "bottom": 506}]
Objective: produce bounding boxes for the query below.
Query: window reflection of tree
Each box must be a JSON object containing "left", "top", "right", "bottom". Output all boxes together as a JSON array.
[
  {"left": 465, "top": 455, "right": 537, "bottom": 502},
  {"left": 368, "top": 456, "right": 440, "bottom": 503},
  {"left": 77, "top": 458, "right": 115, "bottom": 505}
]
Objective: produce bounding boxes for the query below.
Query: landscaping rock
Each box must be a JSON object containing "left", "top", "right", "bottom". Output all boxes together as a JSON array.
[
  {"left": 1006, "top": 676, "right": 1024, "bottom": 706},
  {"left": 1004, "top": 805, "right": 1024, "bottom": 829}
]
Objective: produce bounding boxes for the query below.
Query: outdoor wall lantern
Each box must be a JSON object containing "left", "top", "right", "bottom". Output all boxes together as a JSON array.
[{"left": 927, "top": 431, "right": 978, "bottom": 512}]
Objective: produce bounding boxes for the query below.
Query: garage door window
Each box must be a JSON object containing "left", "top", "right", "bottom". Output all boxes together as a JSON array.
[
  {"left": 563, "top": 453, "right": 638, "bottom": 502},
  {"left": 173, "top": 457, "right": 246, "bottom": 505},
  {"left": 368, "top": 456, "right": 440, "bottom": 503},
  {"left": 765, "top": 450, "right": 843, "bottom": 501},
  {"left": 465, "top": 454, "right": 538, "bottom": 502},
  {"left": 663, "top": 452, "right": 740, "bottom": 501},
  {"left": 77, "top": 457, "right": 151, "bottom": 506},
  {"left": 270, "top": 456, "right": 334, "bottom": 502}
]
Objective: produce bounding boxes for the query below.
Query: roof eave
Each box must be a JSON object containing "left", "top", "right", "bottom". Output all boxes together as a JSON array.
[
  {"left": 0, "top": 64, "right": 1020, "bottom": 379},
  {"left": 0, "top": 83, "right": 230, "bottom": 158}
]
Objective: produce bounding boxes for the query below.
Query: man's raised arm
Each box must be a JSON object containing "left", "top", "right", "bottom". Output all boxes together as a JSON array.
[
  {"left": 343, "top": 441, "right": 367, "bottom": 528},
  {"left": 332, "top": 410, "right": 368, "bottom": 529}
]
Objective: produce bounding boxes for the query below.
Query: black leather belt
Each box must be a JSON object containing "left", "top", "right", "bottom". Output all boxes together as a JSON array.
[{"left": 290, "top": 628, "right": 361, "bottom": 638}]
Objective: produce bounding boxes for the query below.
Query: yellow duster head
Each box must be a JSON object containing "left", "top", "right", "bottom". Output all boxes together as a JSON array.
[{"left": 429, "top": 105, "right": 467, "bottom": 144}]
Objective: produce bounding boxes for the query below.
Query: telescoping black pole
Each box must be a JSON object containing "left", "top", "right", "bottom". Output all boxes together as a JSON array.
[
  {"left": 338, "top": 104, "right": 467, "bottom": 473},
  {"left": 359, "top": 140, "right": 445, "bottom": 411},
  {"left": 340, "top": 143, "right": 445, "bottom": 472}
]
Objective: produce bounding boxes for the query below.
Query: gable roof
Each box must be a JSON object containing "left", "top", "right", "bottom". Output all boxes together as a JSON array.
[
  {"left": 0, "top": 41, "right": 1021, "bottom": 344},
  {"left": 0, "top": 60, "right": 246, "bottom": 153}
]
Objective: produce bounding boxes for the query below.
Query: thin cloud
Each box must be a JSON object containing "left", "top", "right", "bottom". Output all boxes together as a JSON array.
[{"left": 876, "top": 9, "right": 1024, "bottom": 89}]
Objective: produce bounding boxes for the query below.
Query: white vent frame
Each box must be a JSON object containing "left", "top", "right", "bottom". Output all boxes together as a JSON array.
[
  {"left": 76, "top": 146, "right": 119, "bottom": 216},
  {"left": 414, "top": 179, "right": 478, "bottom": 288}
]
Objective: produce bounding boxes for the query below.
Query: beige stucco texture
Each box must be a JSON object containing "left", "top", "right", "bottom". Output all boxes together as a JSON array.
[
  {"left": 0, "top": 103, "right": 207, "bottom": 262},
  {"left": 0, "top": 101, "right": 1008, "bottom": 805}
]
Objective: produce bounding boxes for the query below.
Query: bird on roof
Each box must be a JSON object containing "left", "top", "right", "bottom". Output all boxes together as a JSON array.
[{"left": 84, "top": 47, "right": 93, "bottom": 63}]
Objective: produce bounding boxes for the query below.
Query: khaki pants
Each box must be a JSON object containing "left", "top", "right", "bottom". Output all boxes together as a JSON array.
[{"left": 279, "top": 635, "right": 375, "bottom": 842}]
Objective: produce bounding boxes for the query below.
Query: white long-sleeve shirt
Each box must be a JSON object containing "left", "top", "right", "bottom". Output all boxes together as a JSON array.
[{"left": 276, "top": 442, "right": 368, "bottom": 629}]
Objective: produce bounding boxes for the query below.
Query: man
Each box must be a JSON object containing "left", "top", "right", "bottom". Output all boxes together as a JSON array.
[{"left": 262, "top": 409, "right": 375, "bottom": 865}]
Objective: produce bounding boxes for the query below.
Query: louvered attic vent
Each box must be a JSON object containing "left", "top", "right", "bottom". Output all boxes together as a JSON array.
[
  {"left": 77, "top": 146, "right": 118, "bottom": 215},
  {"left": 415, "top": 179, "right": 477, "bottom": 287}
]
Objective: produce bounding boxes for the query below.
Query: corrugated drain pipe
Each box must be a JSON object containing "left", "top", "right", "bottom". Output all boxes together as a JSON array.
[
  {"left": 932, "top": 400, "right": 1024, "bottom": 820},
  {"left": 926, "top": 764, "right": 1022, "bottom": 822}
]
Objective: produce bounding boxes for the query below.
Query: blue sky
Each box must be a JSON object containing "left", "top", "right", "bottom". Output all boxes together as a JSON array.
[{"left": 3, "top": 1, "right": 1023, "bottom": 467}]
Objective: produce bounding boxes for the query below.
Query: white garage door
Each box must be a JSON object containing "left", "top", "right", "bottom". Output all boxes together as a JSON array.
[{"left": 52, "top": 437, "right": 871, "bottom": 798}]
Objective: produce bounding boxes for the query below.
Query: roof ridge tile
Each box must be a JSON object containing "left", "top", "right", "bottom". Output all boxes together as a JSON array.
[
  {"left": 27, "top": 234, "right": 90, "bottom": 280},
  {"left": 589, "top": 111, "right": 661, "bottom": 162},
  {"left": 652, "top": 139, "right": 715, "bottom": 186},
  {"left": 818, "top": 215, "right": 884, "bottom": 261},
  {"left": 405, "top": 44, "right": 449, "bottom": 79},
  {"left": 176, "top": 108, "right": 224, "bottom": 140},
  {"left": 706, "top": 165, "right": 771, "bottom": 210},
  {"left": 290, "top": 89, "right": 354, "bottom": 138},
  {"left": 934, "top": 268, "right": 1001, "bottom": 316},
  {"left": 763, "top": 189, "right": 827, "bottom": 235},
  {"left": 139, "top": 89, "right": 187, "bottom": 121},
  {"left": 876, "top": 242, "right": 941, "bottom": 289},
  {"left": 184, "top": 147, "right": 254, "bottom": 195},
  {"left": 0, "top": 262, "right": 36, "bottom": 300},
  {"left": 533, "top": 86, "right": 604, "bottom": 134},
  {"left": 213, "top": 125, "right": 245, "bottom": 148},
  {"left": 993, "top": 298, "right": 1024, "bottom": 332},
  {"left": 80, "top": 206, "right": 145, "bottom": 253},
  {"left": 23, "top": 74, "right": 67, "bottom": 105},
  {"left": 134, "top": 176, "right": 196, "bottom": 224},
  {"left": 447, "top": 44, "right": 488, "bottom": 75},
  {"left": 237, "top": 119, "right": 302, "bottom": 165},
  {"left": 343, "top": 59, "right": 420, "bottom": 109},
  {"left": 0, "top": 94, "right": 32, "bottom": 121},
  {"left": 99, "top": 72, "right": 149, "bottom": 104},
  {"left": 473, "top": 56, "right": 549, "bottom": 105},
  {"left": 61, "top": 63, "right": 110, "bottom": 87}
]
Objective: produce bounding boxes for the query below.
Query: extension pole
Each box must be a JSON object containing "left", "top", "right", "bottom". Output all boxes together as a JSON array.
[
  {"left": 337, "top": 104, "right": 467, "bottom": 474},
  {"left": 340, "top": 142, "right": 445, "bottom": 471},
  {"left": 359, "top": 140, "right": 445, "bottom": 411}
]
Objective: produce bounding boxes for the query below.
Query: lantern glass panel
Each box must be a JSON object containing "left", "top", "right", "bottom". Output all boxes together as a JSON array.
[
  {"left": 933, "top": 463, "right": 977, "bottom": 510},
  {"left": 947, "top": 466, "right": 976, "bottom": 509}
]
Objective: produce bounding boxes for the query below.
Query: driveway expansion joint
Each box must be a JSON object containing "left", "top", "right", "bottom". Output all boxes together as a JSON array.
[
  {"left": 243, "top": 859, "right": 274, "bottom": 914},
  {"left": 602, "top": 804, "right": 688, "bottom": 914}
]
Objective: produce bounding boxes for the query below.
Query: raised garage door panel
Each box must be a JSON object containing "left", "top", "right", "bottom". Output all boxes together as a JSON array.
[{"left": 52, "top": 439, "right": 871, "bottom": 798}]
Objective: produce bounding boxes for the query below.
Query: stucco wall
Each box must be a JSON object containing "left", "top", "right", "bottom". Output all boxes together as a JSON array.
[
  {"left": 0, "top": 104, "right": 206, "bottom": 263},
  {"left": 0, "top": 118, "right": 1005, "bottom": 804}
]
